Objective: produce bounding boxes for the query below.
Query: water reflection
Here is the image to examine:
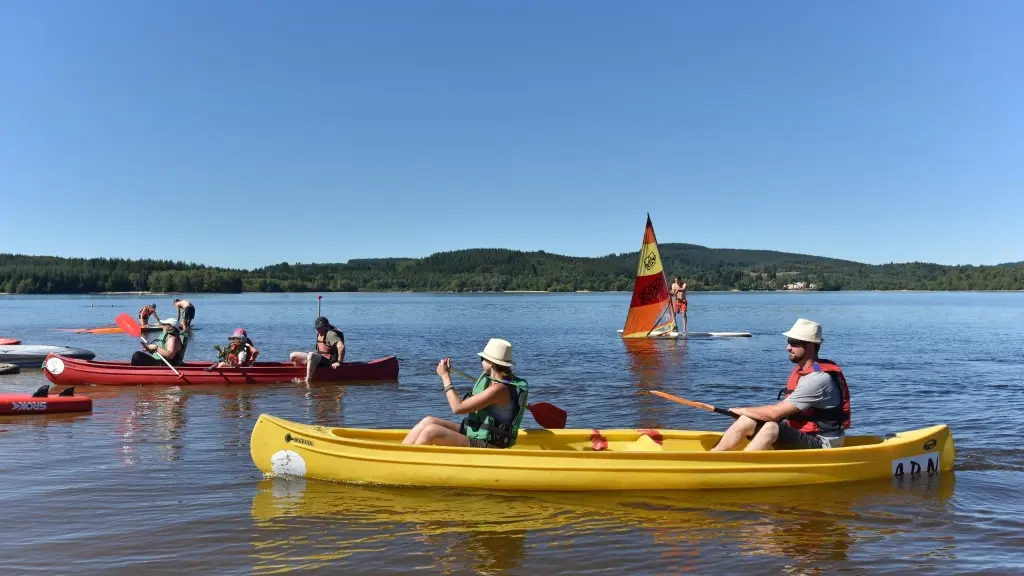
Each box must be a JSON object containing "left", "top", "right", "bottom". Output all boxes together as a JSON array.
[
  {"left": 297, "top": 382, "right": 348, "bottom": 426},
  {"left": 623, "top": 338, "right": 687, "bottom": 429},
  {"left": 117, "top": 388, "right": 188, "bottom": 465},
  {"left": 249, "top": 473, "right": 955, "bottom": 574}
]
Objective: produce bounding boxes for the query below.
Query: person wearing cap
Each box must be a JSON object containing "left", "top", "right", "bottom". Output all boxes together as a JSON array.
[
  {"left": 402, "top": 338, "right": 530, "bottom": 449},
  {"left": 288, "top": 316, "right": 345, "bottom": 384},
  {"left": 138, "top": 303, "right": 159, "bottom": 327},
  {"left": 710, "top": 318, "right": 851, "bottom": 452},
  {"left": 130, "top": 318, "right": 190, "bottom": 366},
  {"left": 172, "top": 298, "right": 196, "bottom": 332},
  {"left": 209, "top": 328, "right": 260, "bottom": 369}
]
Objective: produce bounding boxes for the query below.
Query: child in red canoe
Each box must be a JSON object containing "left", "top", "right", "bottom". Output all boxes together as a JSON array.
[{"left": 209, "top": 328, "right": 260, "bottom": 370}]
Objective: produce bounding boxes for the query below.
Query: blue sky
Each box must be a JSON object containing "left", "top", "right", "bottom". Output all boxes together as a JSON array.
[{"left": 1, "top": 1, "right": 1021, "bottom": 269}]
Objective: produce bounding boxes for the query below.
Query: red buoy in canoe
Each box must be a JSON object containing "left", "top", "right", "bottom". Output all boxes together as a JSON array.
[{"left": 0, "top": 385, "right": 92, "bottom": 415}]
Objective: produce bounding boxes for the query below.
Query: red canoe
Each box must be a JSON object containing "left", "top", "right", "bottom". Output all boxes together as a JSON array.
[
  {"left": 0, "top": 338, "right": 21, "bottom": 345},
  {"left": 41, "top": 353, "right": 400, "bottom": 386},
  {"left": 0, "top": 385, "right": 92, "bottom": 415}
]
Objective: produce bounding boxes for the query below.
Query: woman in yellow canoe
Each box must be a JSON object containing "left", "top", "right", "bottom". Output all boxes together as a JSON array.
[{"left": 402, "top": 338, "right": 529, "bottom": 449}]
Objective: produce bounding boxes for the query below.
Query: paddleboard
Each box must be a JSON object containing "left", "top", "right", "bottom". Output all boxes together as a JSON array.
[
  {"left": 0, "top": 385, "right": 92, "bottom": 415},
  {"left": 141, "top": 324, "right": 200, "bottom": 331},
  {"left": 616, "top": 329, "right": 752, "bottom": 339},
  {"left": 53, "top": 326, "right": 200, "bottom": 334},
  {"left": 0, "top": 345, "right": 97, "bottom": 368}
]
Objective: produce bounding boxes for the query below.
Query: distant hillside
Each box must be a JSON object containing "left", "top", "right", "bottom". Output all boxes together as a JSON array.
[{"left": 1, "top": 245, "right": 1022, "bottom": 294}]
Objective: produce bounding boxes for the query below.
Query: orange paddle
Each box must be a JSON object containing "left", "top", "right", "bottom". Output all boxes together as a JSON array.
[{"left": 646, "top": 390, "right": 741, "bottom": 419}]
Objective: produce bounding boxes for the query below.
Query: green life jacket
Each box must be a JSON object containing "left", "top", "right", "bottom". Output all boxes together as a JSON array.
[
  {"left": 461, "top": 373, "right": 529, "bottom": 448},
  {"left": 152, "top": 331, "right": 189, "bottom": 365}
]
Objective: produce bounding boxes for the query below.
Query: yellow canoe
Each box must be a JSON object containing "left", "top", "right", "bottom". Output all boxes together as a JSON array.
[{"left": 249, "top": 413, "right": 954, "bottom": 491}]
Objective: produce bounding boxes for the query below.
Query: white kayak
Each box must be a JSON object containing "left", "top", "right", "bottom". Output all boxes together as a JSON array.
[
  {"left": 0, "top": 345, "right": 97, "bottom": 368},
  {"left": 617, "top": 329, "right": 752, "bottom": 339}
]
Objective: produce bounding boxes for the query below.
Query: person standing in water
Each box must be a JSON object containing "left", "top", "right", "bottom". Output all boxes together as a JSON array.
[
  {"left": 669, "top": 276, "right": 688, "bottom": 333},
  {"left": 138, "top": 303, "right": 159, "bottom": 327},
  {"left": 172, "top": 298, "right": 196, "bottom": 332}
]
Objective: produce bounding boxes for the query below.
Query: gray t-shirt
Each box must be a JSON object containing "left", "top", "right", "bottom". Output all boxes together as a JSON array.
[{"left": 786, "top": 370, "right": 845, "bottom": 447}]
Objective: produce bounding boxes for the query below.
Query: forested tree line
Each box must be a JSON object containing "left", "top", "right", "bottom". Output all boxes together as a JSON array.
[{"left": 2, "top": 247, "right": 1022, "bottom": 294}]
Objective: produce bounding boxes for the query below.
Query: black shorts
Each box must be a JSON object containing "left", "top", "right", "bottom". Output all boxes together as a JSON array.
[
  {"left": 773, "top": 424, "right": 830, "bottom": 450},
  {"left": 130, "top": 351, "right": 181, "bottom": 367},
  {"left": 312, "top": 352, "right": 334, "bottom": 367},
  {"left": 182, "top": 305, "right": 195, "bottom": 322}
]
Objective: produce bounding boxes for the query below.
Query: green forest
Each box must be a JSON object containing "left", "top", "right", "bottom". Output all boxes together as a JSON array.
[{"left": 1, "top": 245, "right": 1022, "bottom": 294}]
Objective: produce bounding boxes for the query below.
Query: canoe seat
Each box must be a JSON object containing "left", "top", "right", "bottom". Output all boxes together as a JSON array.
[{"left": 623, "top": 434, "right": 664, "bottom": 452}]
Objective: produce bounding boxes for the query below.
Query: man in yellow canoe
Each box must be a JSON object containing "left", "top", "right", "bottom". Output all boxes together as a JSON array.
[
  {"left": 402, "top": 338, "right": 529, "bottom": 448},
  {"left": 711, "top": 318, "right": 851, "bottom": 451}
]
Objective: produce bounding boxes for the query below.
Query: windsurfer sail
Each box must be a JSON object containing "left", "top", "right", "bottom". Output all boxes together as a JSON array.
[{"left": 621, "top": 214, "right": 676, "bottom": 338}]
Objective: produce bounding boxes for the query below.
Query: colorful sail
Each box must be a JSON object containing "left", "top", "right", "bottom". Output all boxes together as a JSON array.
[{"left": 621, "top": 214, "right": 676, "bottom": 338}]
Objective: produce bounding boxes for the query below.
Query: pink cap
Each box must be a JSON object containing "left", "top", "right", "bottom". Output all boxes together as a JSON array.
[{"left": 231, "top": 328, "right": 247, "bottom": 339}]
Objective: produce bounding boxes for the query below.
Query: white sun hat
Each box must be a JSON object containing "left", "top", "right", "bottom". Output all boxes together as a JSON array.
[
  {"left": 477, "top": 338, "right": 514, "bottom": 367},
  {"left": 783, "top": 318, "right": 823, "bottom": 343}
]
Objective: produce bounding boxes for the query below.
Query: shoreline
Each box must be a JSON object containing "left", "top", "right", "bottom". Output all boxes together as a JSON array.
[{"left": 1, "top": 289, "right": 1023, "bottom": 297}]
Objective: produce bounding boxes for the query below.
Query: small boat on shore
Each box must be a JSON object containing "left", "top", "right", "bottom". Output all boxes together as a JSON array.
[
  {"left": 0, "top": 345, "right": 96, "bottom": 368},
  {"left": 249, "top": 413, "right": 954, "bottom": 491},
  {"left": 42, "top": 353, "right": 400, "bottom": 386}
]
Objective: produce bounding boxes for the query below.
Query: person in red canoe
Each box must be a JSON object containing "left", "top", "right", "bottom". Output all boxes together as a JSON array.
[
  {"left": 131, "top": 319, "right": 189, "bottom": 366},
  {"left": 209, "top": 328, "right": 259, "bottom": 370},
  {"left": 138, "top": 303, "right": 159, "bottom": 327},
  {"left": 289, "top": 316, "right": 345, "bottom": 384}
]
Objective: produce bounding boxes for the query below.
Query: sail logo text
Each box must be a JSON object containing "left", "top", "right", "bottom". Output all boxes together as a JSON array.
[{"left": 638, "top": 284, "right": 666, "bottom": 306}]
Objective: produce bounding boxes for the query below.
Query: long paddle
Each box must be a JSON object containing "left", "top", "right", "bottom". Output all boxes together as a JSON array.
[
  {"left": 646, "top": 390, "right": 741, "bottom": 419},
  {"left": 448, "top": 366, "right": 567, "bottom": 429},
  {"left": 115, "top": 313, "right": 183, "bottom": 379}
]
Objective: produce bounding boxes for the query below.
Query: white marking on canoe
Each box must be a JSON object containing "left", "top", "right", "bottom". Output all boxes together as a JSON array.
[
  {"left": 270, "top": 449, "right": 307, "bottom": 477},
  {"left": 891, "top": 451, "right": 939, "bottom": 478},
  {"left": 45, "top": 357, "right": 65, "bottom": 375}
]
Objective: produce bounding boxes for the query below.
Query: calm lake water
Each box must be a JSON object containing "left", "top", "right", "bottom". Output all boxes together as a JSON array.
[{"left": 1, "top": 291, "right": 1022, "bottom": 574}]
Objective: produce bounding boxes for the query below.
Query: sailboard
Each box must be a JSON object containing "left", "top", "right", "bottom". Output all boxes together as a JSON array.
[
  {"left": 618, "top": 214, "right": 752, "bottom": 339},
  {"left": 620, "top": 214, "right": 677, "bottom": 338}
]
